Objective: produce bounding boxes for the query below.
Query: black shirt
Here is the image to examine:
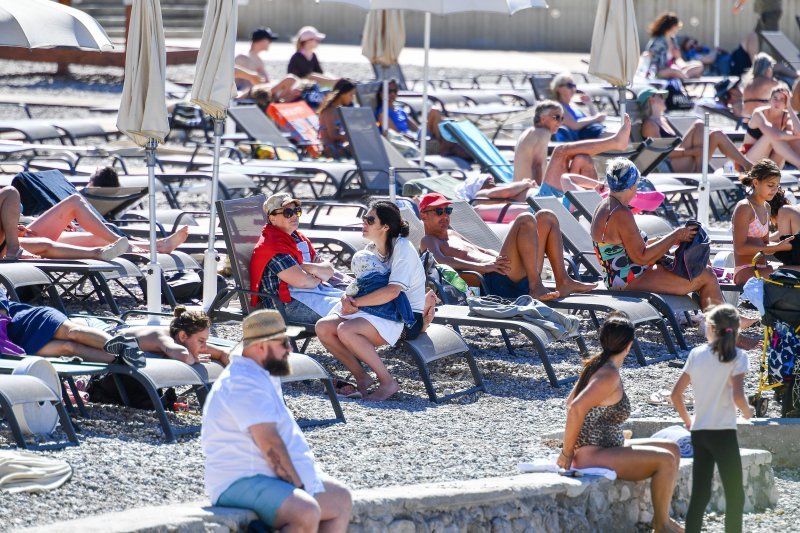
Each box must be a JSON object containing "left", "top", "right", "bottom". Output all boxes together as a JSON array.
[{"left": 288, "top": 52, "right": 323, "bottom": 78}]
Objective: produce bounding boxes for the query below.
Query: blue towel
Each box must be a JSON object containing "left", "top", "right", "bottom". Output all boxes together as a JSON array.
[{"left": 652, "top": 425, "right": 693, "bottom": 458}]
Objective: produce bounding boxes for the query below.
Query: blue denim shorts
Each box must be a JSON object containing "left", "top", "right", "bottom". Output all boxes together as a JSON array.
[
  {"left": 284, "top": 299, "right": 322, "bottom": 326},
  {"left": 216, "top": 475, "right": 297, "bottom": 526}
]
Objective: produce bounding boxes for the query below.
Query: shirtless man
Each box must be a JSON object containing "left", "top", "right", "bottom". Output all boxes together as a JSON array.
[
  {"left": 235, "top": 28, "right": 276, "bottom": 91},
  {"left": 119, "top": 306, "right": 230, "bottom": 366},
  {"left": 418, "top": 193, "right": 596, "bottom": 301},
  {"left": 513, "top": 102, "right": 631, "bottom": 204}
]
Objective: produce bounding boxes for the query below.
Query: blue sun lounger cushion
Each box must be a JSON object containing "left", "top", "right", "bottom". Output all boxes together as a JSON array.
[{"left": 440, "top": 121, "right": 514, "bottom": 183}]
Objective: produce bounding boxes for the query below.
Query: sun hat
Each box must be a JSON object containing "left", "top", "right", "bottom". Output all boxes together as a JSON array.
[
  {"left": 606, "top": 160, "right": 641, "bottom": 192},
  {"left": 242, "top": 310, "right": 303, "bottom": 348},
  {"left": 714, "top": 77, "right": 739, "bottom": 100},
  {"left": 295, "top": 26, "right": 326, "bottom": 43},
  {"left": 636, "top": 87, "right": 669, "bottom": 107},
  {"left": 263, "top": 192, "right": 301, "bottom": 216},
  {"left": 419, "top": 193, "right": 452, "bottom": 211},
  {"left": 252, "top": 27, "right": 278, "bottom": 42}
]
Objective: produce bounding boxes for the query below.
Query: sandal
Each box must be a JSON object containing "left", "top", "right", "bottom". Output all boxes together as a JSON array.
[{"left": 647, "top": 389, "right": 694, "bottom": 407}]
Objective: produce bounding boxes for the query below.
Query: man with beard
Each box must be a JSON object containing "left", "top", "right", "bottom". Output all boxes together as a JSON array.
[{"left": 201, "top": 310, "right": 352, "bottom": 531}]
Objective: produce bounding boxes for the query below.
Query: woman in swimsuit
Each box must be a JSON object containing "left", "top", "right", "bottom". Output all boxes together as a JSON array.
[
  {"left": 732, "top": 159, "right": 794, "bottom": 285},
  {"left": 550, "top": 72, "right": 607, "bottom": 141},
  {"left": 317, "top": 78, "right": 356, "bottom": 159},
  {"left": 740, "top": 87, "right": 800, "bottom": 169},
  {"left": 639, "top": 88, "right": 752, "bottom": 173},
  {"left": 557, "top": 312, "right": 683, "bottom": 533},
  {"left": 742, "top": 53, "right": 779, "bottom": 119}
]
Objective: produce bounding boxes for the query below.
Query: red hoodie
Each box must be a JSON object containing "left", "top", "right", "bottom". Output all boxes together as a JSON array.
[{"left": 249, "top": 225, "right": 316, "bottom": 307}]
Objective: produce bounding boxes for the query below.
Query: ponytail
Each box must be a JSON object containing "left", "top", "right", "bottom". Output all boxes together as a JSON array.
[
  {"left": 574, "top": 312, "right": 635, "bottom": 394},
  {"left": 705, "top": 304, "right": 739, "bottom": 362}
]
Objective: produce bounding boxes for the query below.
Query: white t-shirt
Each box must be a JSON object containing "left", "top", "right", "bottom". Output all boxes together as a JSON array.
[
  {"left": 201, "top": 356, "right": 324, "bottom": 503},
  {"left": 386, "top": 237, "right": 426, "bottom": 312},
  {"left": 683, "top": 344, "right": 749, "bottom": 431}
]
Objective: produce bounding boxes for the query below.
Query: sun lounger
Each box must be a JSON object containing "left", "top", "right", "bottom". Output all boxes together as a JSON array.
[
  {"left": 758, "top": 31, "right": 800, "bottom": 72},
  {"left": 527, "top": 195, "right": 699, "bottom": 350},
  {"left": 565, "top": 189, "right": 676, "bottom": 239},
  {"left": 80, "top": 186, "right": 147, "bottom": 219},
  {"left": 441, "top": 120, "right": 514, "bottom": 182},
  {"left": 213, "top": 194, "right": 484, "bottom": 402},
  {"left": 266, "top": 101, "right": 324, "bottom": 158},
  {"left": 228, "top": 105, "right": 302, "bottom": 160}
]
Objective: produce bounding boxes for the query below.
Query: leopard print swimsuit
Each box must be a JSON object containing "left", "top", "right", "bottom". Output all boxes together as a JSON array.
[{"left": 575, "top": 390, "right": 631, "bottom": 449}]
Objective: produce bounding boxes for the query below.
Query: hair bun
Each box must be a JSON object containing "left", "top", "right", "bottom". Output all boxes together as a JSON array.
[
  {"left": 399, "top": 219, "right": 410, "bottom": 238},
  {"left": 173, "top": 305, "right": 187, "bottom": 318}
]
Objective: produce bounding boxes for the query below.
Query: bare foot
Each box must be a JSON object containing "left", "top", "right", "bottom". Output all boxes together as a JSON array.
[
  {"left": 610, "top": 114, "right": 631, "bottom": 151},
  {"left": 740, "top": 316, "right": 759, "bottom": 330},
  {"left": 736, "top": 335, "right": 762, "bottom": 351},
  {"left": 531, "top": 286, "right": 560, "bottom": 301},
  {"left": 356, "top": 375, "right": 375, "bottom": 396},
  {"left": 364, "top": 378, "right": 400, "bottom": 401},
  {"left": 155, "top": 225, "right": 190, "bottom": 253},
  {"left": 1, "top": 247, "right": 23, "bottom": 260},
  {"left": 556, "top": 278, "right": 597, "bottom": 298}
]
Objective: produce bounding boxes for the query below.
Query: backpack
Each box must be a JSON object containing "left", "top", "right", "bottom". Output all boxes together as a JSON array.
[
  {"left": 87, "top": 373, "right": 177, "bottom": 411},
  {"left": 670, "top": 222, "right": 710, "bottom": 280},
  {"left": 664, "top": 79, "right": 694, "bottom": 111},
  {"left": 420, "top": 250, "right": 469, "bottom": 305}
]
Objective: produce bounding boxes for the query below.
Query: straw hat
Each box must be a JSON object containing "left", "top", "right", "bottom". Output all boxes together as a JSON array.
[{"left": 242, "top": 310, "right": 303, "bottom": 348}]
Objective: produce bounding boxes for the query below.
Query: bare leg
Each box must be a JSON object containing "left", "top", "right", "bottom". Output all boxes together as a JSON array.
[
  {"left": 498, "top": 212, "right": 559, "bottom": 300},
  {"left": 316, "top": 476, "right": 353, "bottom": 533},
  {"left": 315, "top": 316, "right": 374, "bottom": 394},
  {"left": 681, "top": 123, "right": 751, "bottom": 171},
  {"left": 421, "top": 289, "right": 436, "bottom": 332},
  {"left": 427, "top": 109, "right": 443, "bottom": 141},
  {"left": 19, "top": 236, "right": 127, "bottom": 260},
  {"left": 532, "top": 210, "right": 596, "bottom": 297},
  {"left": 27, "top": 194, "right": 120, "bottom": 243},
  {"left": 565, "top": 154, "right": 598, "bottom": 181},
  {"left": 0, "top": 186, "right": 21, "bottom": 258},
  {"left": 57, "top": 226, "right": 189, "bottom": 254},
  {"left": 36, "top": 321, "right": 115, "bottom": 362},
  {"left": 335, "top": 319, "right": 399, "bottom": 401},
  {"left": 273, "top": 489, "right": 322, "bottom": 532}
]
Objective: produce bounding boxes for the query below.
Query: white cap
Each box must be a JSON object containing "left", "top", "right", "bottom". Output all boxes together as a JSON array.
[{"left": 295, "top": 26, "right": 326, "bottom": 43}]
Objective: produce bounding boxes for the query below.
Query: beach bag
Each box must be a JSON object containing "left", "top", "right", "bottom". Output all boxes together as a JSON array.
[
  {"left": 421, "top": 251, "right": 468, "bottom": 305},
  {"left": 0, "top": 315, "right": 24, "bottom": 356},
  {"left": 767, "top": 321, "right": 799, "bottom": 381},
  {"left": 162, "top": 271, "right": 227, "bottom": 304},
  {"left": 772, "top": 232, "right": 800, "bottom": 265},
  {"left": 670, "top": 222, "right": 710, "bottom": 280},
  {"left": 664, "top": 79, "right": 694, "bottom": 111},
  {"left": 267, "top": 101, "right": 323, "bottom": 158},
  {"left": 87, "top": 373, "right": 177, "bottom": 411}
]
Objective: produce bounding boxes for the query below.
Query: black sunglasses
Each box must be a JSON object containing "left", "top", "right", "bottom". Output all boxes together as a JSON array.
[
  {"left": 272, "top": 206, "right": 302, "bottom": 218},
  {"left": 270, "top": 337, "right": 291, "bottom": 349},
  {"left": 562, "top": 82, "right": 577, "bottom": 89},
  {"left": 550, "top": 113, "right": 563, "bottom": 122},
  {"left": 362, "top": 214, "right": 378, "bottom": 225},
  {"left": 425, "top": 206, "right": 453, "bottom": 216}
]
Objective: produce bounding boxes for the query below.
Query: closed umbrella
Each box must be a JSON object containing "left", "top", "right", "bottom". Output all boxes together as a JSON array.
[
  {"left": 116, "top": 0, "right": 169, "bottom": 323},
  {"left": 190, "top": 0, "right": 238, "bottom": 310},
  {"left": 588, "top": 0, "right": 639, "bottom": 117},
  {"left": 0, "top": 0, "right": 113, "bottom": 50},
  {"left": 319, "top": 0, "right": 547, "bottom": 165},
  {"left": 361, "top": 9, "right": 405, "bottom": 135}
]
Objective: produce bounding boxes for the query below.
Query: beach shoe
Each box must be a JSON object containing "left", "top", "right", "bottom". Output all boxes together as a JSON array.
[
  {"left": 333, "top": 378, "right": 362, "bottom": 399},
  {"left": 104, "top": 335, "right": 146, "bottom": 369},
  {"left": 647, "top": 389, "right": 694, "bottom": 407}
]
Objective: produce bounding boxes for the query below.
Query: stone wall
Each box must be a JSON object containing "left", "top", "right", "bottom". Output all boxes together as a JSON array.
[{"left": 31, "top": 450, "right": 774, "bottom": 533}]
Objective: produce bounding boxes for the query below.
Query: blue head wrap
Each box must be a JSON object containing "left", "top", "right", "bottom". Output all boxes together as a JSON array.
[{"left": 606, "top": 162, "right": 640, "bottom": 192}]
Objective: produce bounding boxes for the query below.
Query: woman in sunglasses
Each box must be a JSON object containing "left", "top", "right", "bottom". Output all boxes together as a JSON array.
[
  {"left": 316, "top": 201, "right": 434, "bottom": 402},
  {"left": 250, "top": 193, "right": 345, "bottom": 327},
  {"left": 549, "top": 72, "right": 606, "bottom": 142}
]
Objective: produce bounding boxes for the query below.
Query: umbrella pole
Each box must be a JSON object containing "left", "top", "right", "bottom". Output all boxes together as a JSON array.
[
  {"left": 202, "top": 116, "right": 224, "bottom": 311},
  {"left": 418, "top": 11, "right": 431, "bottom": 168},
  {"left": 618, "top": 87, "right": 626, "bottom": 118},
  {"left": 382, "top": 67, "right": 390, "bottom": 136},
  {"left": 714, "top": 0, "right": 721, "bottom": 49},
  {"left": 698, "top": 113, "right": 711, "bottom": 226},
  {"left": 145, "top": 138, "right": 162, "bottom": 324}
]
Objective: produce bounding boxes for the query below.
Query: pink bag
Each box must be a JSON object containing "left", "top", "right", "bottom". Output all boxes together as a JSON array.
[
  {"left": 600, "top": 189, "right": 665, "bottom": 214},
  {"left": 0, "top": 314, "right": 25, "bottom": 356}
]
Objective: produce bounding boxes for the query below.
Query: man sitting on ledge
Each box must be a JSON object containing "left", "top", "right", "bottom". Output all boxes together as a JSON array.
[
  {"left": 202, "top": 310, "right": 351, "bottom": 532},
  {"left": 419, "top": 193, "right": 595, "bottom": 300}
]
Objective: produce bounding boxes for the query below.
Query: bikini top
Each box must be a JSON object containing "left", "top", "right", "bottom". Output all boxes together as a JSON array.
[{"left": 747, "top": 201, "right": 769, "bottom": 239}]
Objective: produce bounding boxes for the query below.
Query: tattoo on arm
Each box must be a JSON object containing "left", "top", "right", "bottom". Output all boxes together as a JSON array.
[{"left": 266, "top": 448, "right": 295, "bottom": 485}]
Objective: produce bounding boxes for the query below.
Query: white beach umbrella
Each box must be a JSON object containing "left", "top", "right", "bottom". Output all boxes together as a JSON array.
[
  {"left": 190, "top": 0, "right": 238, "bottom": 310},
  {"left": 588, "top": 0, "right": 639, "bottom": 117},
  {"left": 116, "top": 0, "right": 169, "bottom": 323},
  {"left": 362, "top": 10, "right": 405, "bottom": 134},
  {"left": 319, "top": 0, "right": 547, "bottom": 165},
  {"left": 0, "top": 0, "right": 113, "bottom": 51}
]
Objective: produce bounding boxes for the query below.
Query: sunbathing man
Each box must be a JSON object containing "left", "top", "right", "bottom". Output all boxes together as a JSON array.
[
  {"left": 513, "top": 102, "right": 632, "bottom": 204},
  {"left": 118, "top": 306, "right": 230, "bottom": 366},
  {"left": 419, "top": 193, "right": 596, "bottom": 301},
  {"left": 235, "top": 27, "right": 276, "bottom": 92}
]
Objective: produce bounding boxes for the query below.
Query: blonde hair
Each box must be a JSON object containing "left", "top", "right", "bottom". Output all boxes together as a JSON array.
[{"left": 549, "top": 72, "right": 574, "bottom": 99}]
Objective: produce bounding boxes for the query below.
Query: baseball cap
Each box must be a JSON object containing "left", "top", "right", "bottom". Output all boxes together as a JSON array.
[
  {"left": 295, "top": 26, "right": 326, "bottom": 43},
  {"left": 263, "top": 192, "right": 301, "bottom": 215},
  {"left": 419, "top": 193, "right": 452, "bottom": 212},
  {"left": 637, "top": 87, "right": 669, "bottom": 107},
  {"left": 252, "top": 27, "right": 278, "bottom": 42}
]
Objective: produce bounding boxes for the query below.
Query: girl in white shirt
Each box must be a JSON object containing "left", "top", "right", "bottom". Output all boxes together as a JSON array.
[{"left": 671, "top": 303, "right": 753, "bottom": 533}]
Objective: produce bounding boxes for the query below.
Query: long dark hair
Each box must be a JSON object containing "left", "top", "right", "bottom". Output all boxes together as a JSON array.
[
  {"left": 705, "top": 304, "right": 739, "bottom": 362},
  {"left": 376, "top": 79, "right": 398, "bottom": 110},
  {"left": 170, "top": 305, "right": 211, "bottom": 340},
  {"left": 768, "top": 187, "right": 789, "bottom": 219},
  {"left": 649, "top": 12, "right": 680, "bottom": 37},
  {"left": 740, "top": 158, "right": 781, "bottom": 187},
  {"left": 574, "top": 312, "right": 635, "bottom": 395},
  {"left": 317, "top": 78, "right": 356, "bottom": 115},
  {"left": 371, "top": 200, "right": 409, "bottom": 259}
]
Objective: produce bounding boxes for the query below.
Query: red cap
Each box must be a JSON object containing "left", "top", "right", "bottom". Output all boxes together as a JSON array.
[{"left": 419, "top": 193, "right": 452, "bottom": 212}]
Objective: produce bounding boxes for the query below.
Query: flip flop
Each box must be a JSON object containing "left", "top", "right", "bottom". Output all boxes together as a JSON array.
[{"left": 647, "top": 389, "right": 694, "bottom": 407}]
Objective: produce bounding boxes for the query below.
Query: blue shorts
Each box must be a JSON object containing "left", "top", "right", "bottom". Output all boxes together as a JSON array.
[
  {"left": 536, "top": 182, "right": 571, "bottom": 209},
  {"left": 6, "top": 302, "right": 68, "bottom": 354},
  {"left": 216, "top": 475, "right": 297, "bottom": 526},
  {"left": 484, "top": 273, "right": 530, "bottom": 299}
]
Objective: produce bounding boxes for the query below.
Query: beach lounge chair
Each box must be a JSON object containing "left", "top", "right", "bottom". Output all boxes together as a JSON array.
[
  {"left": 80, "top": 186, "right": 148, "bottom": 219},
  {"left": 266, "top": 101, "right": 324, "bottom": 158},
  {"left": 440, "top": 120, "right": 514, "bottom": 182},
  {"left": 758, "top": 31, "right": 800, "bottom": 72},
  {"left": 0, "top": 373, "right": 78, "bottom": 450},
  {"left": 213, "top": 194, "right": 484, "bottom": 402},
  {"left": 527, "top": 195, "right": 699, "bottom": 350},
  {"left": 565, "top": 189, "right": 676, "bottom": 239},
  {"left": 228, "top": 105, "right": 302, "bottom": 160},
  {"left": 442, "top": 202, "right": 678, "bottom": 362}
]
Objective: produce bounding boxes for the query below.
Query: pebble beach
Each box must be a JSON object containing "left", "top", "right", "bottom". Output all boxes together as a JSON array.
[{"left": 0, "top": 54, "right": 799, "bottom": 531}]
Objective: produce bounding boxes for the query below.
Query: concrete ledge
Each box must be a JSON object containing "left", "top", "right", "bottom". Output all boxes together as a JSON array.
[{"left": 22, "top": 449, "right": 775, "bottom": 533}]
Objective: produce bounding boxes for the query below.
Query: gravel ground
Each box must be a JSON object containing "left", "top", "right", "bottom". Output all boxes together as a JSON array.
[{"left": 0, "top": 59, "right": 798, "bottom": 531}]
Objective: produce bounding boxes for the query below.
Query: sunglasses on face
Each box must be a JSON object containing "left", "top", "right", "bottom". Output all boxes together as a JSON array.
[
  {"left": 270, "top": 337, "right": 291, "bottom": 349},
  {"left": 362, "top": 214, "right": 378, "bottom": 225},
  {"left": 425, "top": 206, "right": 454, "bottom": 216},
  {"left": 388, "top": 88, "right": 398, "bottom": 94},
  {"left": 272, "top": 206, "right": 302, "bottom": 219},
  {"left": 562, "top": 82, "right": 577, "bottom": 89},
  {"left": 549, "top": 113, "right": 564, "bottom": 122}
]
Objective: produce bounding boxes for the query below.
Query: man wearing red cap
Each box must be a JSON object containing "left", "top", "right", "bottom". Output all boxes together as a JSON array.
[{"left": 419, "top": 193, "right": 595, "bottom": 300}]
